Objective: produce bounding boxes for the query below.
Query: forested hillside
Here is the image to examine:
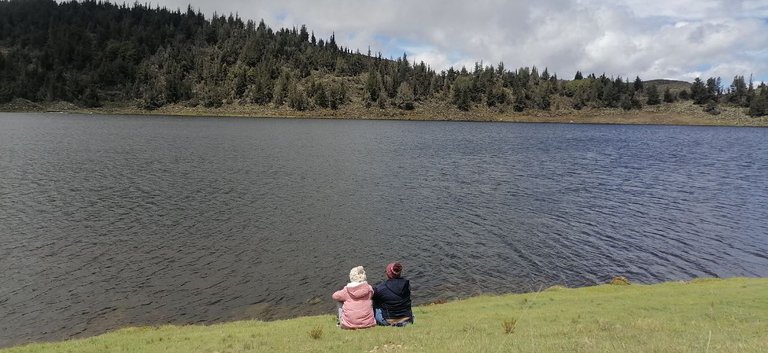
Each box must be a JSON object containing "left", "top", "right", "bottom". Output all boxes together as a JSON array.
[{"left": 1, "top": 0, "right": 766, "bottom": 117}]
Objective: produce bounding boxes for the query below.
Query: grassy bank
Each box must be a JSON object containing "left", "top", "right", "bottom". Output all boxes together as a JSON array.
[
  {"left": 3, "top": 99, "right": 768, "bottom": 127},
  {"left": 4, "top": 278, "right": 767, "bottom": 353}
]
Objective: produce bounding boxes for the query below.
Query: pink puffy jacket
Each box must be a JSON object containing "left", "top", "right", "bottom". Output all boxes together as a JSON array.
[{"left": 332, "top": 282, "right": 376, "bottom": 329}]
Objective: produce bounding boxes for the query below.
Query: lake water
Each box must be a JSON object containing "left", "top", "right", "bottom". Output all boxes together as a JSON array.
[{"left": 1, "top": 113, "right": 767, "bottom": 347}]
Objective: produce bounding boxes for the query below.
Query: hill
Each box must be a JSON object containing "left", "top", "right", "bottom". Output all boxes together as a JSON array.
[
  {"left": 1, "top": 0, "right": 767, "bottom": 120},
  {"left": 644, "top": 79, "right": 691, "bottom": 92}
]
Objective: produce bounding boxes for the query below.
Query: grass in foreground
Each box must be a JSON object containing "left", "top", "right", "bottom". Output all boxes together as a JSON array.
[{"left": 4, "top": 278, "right": 767, "bottom": 353}]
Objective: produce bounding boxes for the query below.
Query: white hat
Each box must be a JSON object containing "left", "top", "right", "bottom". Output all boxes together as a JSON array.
[{"left": 349, "top": 266, "right": 367, "bottom": 283}]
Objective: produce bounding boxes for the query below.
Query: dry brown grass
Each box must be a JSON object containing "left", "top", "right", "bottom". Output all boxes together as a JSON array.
[
  {"left": 610, "top": 276, "right": 631, "bottom": 285},
  {"left": 502, "top": 318, "right": 518, "bottom": 334},
  {"left": 4, "top": 98, "right": 766, "bottom": 127},
  {"left": 308, "top": 326, "right": 323, "bottom": 340}
]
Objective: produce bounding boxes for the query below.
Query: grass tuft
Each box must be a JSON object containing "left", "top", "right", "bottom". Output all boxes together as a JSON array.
[
  {"left": 690, "top": 277, "right": 721, "bottom": 284},
  {"left": 502, "top": 318, "right": 517, "bottom": 334},
  {"left": 610, "top": 276, "right": 631, "bottom": 285},
  {"left": 308, "top": 326, "right": 323, "bottom": 340}
]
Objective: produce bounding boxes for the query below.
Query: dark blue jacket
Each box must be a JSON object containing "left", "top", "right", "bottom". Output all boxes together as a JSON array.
[{"left": 373, "top": 278, "right": 412, "bottom": 319}]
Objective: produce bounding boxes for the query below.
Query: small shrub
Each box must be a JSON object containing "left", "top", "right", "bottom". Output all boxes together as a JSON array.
[
  {"left": 609, "top": 276, "right": 631, "bottom": 285},
  {"left": 597, "top": 319, "right": 615, "bottom": 331},
  {"left": 621, "top": 95, "right": 632, "bottom": 111},
  {"left": 430, "top": 298, "right": 447, "bottom": 305},
  {"left": 663, "top": 88, "right": 675, "bottom": 103},
  {"left": 704, "top": 101, "right": 721, "bottom": 115},
  {"left": 308, "top": 326, "right": 323, "bottom": 340},
  {"left": 502, "top": 318, "right": 517, "bottom": 334}
]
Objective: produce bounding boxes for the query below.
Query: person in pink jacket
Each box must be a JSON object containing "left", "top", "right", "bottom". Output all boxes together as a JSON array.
[{"left": 332, "top": 266, "right": 376, "bottom": 329}]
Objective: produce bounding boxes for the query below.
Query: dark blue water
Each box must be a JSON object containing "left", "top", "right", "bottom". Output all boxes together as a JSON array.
[{"left": 1, "top": 113, "right": 767, "bottom": 347}]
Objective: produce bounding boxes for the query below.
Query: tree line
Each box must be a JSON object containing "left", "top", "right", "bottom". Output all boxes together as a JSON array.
[{"left": 1, "top": 0, "right": 766, "bottom": 117}]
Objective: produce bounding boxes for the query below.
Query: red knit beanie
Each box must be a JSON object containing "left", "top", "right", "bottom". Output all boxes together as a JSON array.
[{"left": 386, "top": 262, "right": 402, "bottom": 279}]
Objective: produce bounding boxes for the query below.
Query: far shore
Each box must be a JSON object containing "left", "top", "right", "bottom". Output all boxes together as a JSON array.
[{"left": 2, "top": 99, "right": 767, "bottom": 127}]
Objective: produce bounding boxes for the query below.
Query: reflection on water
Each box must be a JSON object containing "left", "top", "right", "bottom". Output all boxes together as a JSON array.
[{"left": 1, "top": 113, "right": 766, "bottom": 347}]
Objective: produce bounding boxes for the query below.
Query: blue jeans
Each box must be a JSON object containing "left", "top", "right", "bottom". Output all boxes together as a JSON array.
[{"left": 374, "top": 308, "right": 414, "bottom": 326}]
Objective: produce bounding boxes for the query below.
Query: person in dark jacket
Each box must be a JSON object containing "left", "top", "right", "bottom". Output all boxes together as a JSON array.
[{"left": 372, "top": 262, "right": 413, "bottom": 326}]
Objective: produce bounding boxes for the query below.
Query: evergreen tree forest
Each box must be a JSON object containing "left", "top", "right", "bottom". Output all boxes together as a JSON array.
[{"left": 1, "top": 0, "right": 766, "bottom": 117}]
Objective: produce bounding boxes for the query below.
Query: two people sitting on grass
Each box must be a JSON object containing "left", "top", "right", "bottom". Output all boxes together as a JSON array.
[{"left": 332, "top": 262, "right": 413, "bottom": 329}]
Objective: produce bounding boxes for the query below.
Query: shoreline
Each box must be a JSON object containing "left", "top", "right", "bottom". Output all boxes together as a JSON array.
[
  {"left": 2, "top": 99, "right": 767, "bottom": 127},
  {"left": 2, "top": 277, "right": 766, "bottom": 352}
]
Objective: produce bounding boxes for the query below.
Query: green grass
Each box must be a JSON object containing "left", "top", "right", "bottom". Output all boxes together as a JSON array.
[{"left": 4, "top": 278, "right": 767, "bottom": 353}]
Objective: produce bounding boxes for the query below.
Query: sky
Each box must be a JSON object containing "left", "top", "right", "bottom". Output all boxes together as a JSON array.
[{"left": 144, "top": 0, "right": 768, "bottom": 83}]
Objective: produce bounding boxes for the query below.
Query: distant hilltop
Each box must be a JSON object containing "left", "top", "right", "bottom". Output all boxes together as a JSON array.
[
  {"left": 1, "top": 0, "right": 766, "bottom": 120},
  {"left": 643, "top": 80, "right": 691, "bottom": 90}
]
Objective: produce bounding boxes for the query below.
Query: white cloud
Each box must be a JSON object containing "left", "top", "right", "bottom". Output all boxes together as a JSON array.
[{"left": 126, "top": 0, "right": 768, "bottom": 82}]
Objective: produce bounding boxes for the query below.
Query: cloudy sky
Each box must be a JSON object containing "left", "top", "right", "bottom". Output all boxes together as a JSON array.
[{"left": 151, "top": 0, "right": 768, "bottom": 83}]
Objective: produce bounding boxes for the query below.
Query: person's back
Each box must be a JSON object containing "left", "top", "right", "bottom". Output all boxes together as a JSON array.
[
  {"left": 373, "top": 262, "right": 413, "bottom": 326},
  {"left": 332, "top": 266, "right": 376, "bottom": 329}
]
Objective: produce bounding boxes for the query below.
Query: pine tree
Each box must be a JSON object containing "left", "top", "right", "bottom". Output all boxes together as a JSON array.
[
  {"left": 287, "top": 82, "right": 309, "bottom": 111},
  {"left": 365, "top": 70, "right": 380, "bottom": 102},
  {"left": 601, "top": 81, "right": 620, "bottom": 108},
  {"left": 328, "top": 81, "right": 346, "bottom": 110},
  {"left": 690, "top": 78, "right": 707, "bottom": 104},
  {"left": 633, "top": 76, "right": 643, "bottom": 92},
  {"left": 313, "top": 82, "right": 328, "bottom": 108},
  {"left": 663, "top": 88, "right": 675, "bottom": 103},
  {"left": 706, "top": 77, "right": 720, "bottom": 101},
  {"left": 541, "top": 68, "right": 550, "bottom": 81},
  {"left": 395, "top": 81, "right": 415, "bottom": 110},
  {"left": 748, "top": 87, "right": 767, "bottom": 117},
  {"left": 81, "top": 87, "right": 101, "bottom": 108},
  {"left": 621, "top": 94, "right": 632, "bottom": 111},
  {"left": 452, "top": 76, "right": 472, "bottom": 111},
  {"left": 646, "top": 84, "right": 661, "bottom": 105},
  {"left": 512, "top": 88, "right": 527, "bottom": 112},
  {"left": 273, "top": 70, "right": 291, "bottom": 105},
  {"left": 299, "top": 25, "right": 309, "bottom": 42},
  {"left": 728, "top": 75, "right": 748, "bottom": 106},
  {"left": 486, "top": 83, "right": 507, "bottom": 107}
]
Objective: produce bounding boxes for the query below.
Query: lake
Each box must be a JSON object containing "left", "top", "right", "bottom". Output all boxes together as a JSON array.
[{"left": 1, "top": 113, "right": 766, "bottom": 347}]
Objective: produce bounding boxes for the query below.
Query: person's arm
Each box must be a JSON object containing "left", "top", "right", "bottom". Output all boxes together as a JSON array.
[
  {"left": 332, "top": 288, "right": 347, "bottom": 302},
  {"left": 403, "top": 280, "right": 411, "bottom": 298}
]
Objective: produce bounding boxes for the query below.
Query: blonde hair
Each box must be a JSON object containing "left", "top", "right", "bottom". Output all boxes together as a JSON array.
[{"left": 349, "top": 266, "right": 367, "bottom": 283}]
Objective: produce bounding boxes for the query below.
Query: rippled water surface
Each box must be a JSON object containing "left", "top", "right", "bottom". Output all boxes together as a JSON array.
[{"left": 1, "top": 113, "right": 767, "bottom": 347}]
